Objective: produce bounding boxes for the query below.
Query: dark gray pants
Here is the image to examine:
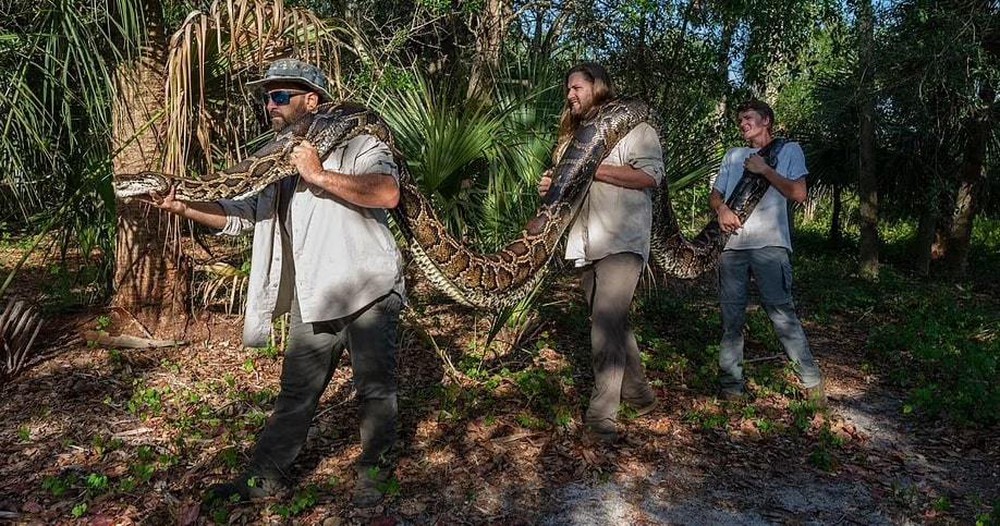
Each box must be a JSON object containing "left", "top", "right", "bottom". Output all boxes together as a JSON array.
[
  {"left": 248, "top": 292, "right": 402, "bottom": 482},
  {"left": 581, "top": 253, "right": 656, "bottom": 427}
]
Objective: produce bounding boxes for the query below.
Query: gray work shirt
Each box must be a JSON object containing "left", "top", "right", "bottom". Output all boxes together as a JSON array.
[
  {"left": 217, "top": 134, "right": 405, "bottom": 347},
  {"left": 713, "top": 142, "right": 808, "bottom": 252},
  {"left": 564, "top": 122, "right": 665, "bottom": 265}
]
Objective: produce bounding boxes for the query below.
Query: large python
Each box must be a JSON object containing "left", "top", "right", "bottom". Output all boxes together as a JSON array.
[{"left": 114, "top": 99, "right": 782, "bottom": 310}]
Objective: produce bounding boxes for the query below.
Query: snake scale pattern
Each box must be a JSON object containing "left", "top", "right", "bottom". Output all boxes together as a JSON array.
[{"left": 114, "top": 100, "right": 781, "bottom": 310}]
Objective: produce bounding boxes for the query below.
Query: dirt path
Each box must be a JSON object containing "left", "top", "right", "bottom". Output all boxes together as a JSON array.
[{"left": 538, "top": 340, "right": 999, "bottom": 525}]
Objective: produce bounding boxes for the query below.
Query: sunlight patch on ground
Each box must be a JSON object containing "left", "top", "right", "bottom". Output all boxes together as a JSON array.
[{"left": 542, "top": 470, "right": 895, "bottom": 525}]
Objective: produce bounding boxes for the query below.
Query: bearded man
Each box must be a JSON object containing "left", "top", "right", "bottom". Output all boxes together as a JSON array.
[
  {"left": 538, "top": 63, "right": 664, "bottom": 442},
  {"left": 148, "top": 58, "right": 405, "bottom": 508}
]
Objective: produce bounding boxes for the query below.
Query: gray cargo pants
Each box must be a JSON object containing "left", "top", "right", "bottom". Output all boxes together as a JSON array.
[
  {"left": 247, "top": 291, "right": 402, "bottom": 482},
  {"left": 718, "top": 247, "right": 822, "bottom": 394}
]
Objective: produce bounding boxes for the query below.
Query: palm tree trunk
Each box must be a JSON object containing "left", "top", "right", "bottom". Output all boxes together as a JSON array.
[
  {"left": 829, "top": 184, "right": 843, "bottom": 247},
  {"left": 111, "top": 0, "right": 190, "bottom": 335},
  {"left": 466, "top": 0, "right": 511, "bottom": 101},
  {"left": 856, "top": 0, "right": 879, "bottom": 280},
  {"left": 914, "top": 185, "right": 939, "bottom": 275},
  {"left": 714, "top": 15, "right": 736, "bottom": 133}
]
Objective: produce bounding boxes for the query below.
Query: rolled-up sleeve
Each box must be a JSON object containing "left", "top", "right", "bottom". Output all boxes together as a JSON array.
[
  {"left": 627, "top": 123, "right": 665, "bottom": 185},
  {"left": 216, "top": 197, "right": 257, "bottom": 236},
  {"left": 324, "top": 135, "right": 399, "bottom": 182}
]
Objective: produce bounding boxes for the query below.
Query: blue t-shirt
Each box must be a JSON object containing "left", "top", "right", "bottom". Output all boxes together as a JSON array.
[{"left": 712, "top": 142, "right": 808, "bottom": 251}]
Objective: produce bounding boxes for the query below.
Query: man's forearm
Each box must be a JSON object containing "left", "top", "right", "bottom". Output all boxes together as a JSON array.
[
  {"left": 594, "top": 164, "right": 657, "bottom": 190},
  {"left": 758, "top": 166, "right": 807, "bottom": 203},
  {"left": 303, "top": 170, "right": 400, "bottom": 209},
  {"left": 178, "top": 201, "right": 228, "bottom": 230},
  {"left": 710, "top": 189, "right": 726, "bottom": 212}
]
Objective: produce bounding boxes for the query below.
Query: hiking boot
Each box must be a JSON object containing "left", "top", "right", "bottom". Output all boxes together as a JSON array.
[
  {"left": 720, "top": 389, "right": 748, "bottom": 402},
  {"left": 202, "top": 472, "right": 285, "bottom": 507},
  {"left": 624, "top": 394, "right": 659, "bottom": 417},
  {"left": 352, "top": 467, "right": 390, "bottom": 508},
  {"left": 584, "top": 419, "right": 619, "bottom": 444}
]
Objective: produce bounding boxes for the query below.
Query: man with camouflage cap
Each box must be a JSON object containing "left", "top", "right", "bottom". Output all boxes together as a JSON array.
[{"left": 148, "top": 57, "right": 405, "bottom": 508}]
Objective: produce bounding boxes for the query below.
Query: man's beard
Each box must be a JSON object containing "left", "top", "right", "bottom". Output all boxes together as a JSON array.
[
  {"left": 270, "top": 115, "right": 288, "bottom": 132},
  {"left": 270, "top": 108, "right": 306, "bottom": 132},
  {"left": 570, "top": 102, "right": 596, "bottom": 120}
]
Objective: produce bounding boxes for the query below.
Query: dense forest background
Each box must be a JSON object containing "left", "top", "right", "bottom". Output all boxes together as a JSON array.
[
  {"left": 2, "top": 0, "right": 997, "bottom": 300},
  {"left": 1, "top": 0, "right": 998, "bottom": 524}
]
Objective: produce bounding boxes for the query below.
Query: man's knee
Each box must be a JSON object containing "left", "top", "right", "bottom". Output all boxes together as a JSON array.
[
  {"left": 764, "top": 302, "right": 800, "bottom": 324},
  {"left": 356, "top": 382, "right": 396, "bottom": 402}
]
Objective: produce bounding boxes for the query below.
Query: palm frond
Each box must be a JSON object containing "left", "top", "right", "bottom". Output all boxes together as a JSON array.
[
  {"left": 162, "top": 0, "right": 348, "bottom": 177},
  {"left": 0, "top": 297, "right": 43, "bottom": 380}
]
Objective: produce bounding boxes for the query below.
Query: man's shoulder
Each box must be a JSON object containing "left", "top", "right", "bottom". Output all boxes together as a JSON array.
[
  {"left": 777, "top": 140, "right": 804, "bottom": 156},
  {"left": 632, "top": 121, "right": 658, "bottom": 133},
  {"left": 775, "top": 140, "right": 807, "bottom": 179},
  {"left": 345, "top": 133, "right": 384, "bottom": 146},
  {"left": 620, "top": 121, "right": 660, "bottom": 142},
  {"left": 724, "top": 146, "right": 754, "bottom": 159},
  {"left": 329, "top": 133, "right": 391, "bottom": 156}
]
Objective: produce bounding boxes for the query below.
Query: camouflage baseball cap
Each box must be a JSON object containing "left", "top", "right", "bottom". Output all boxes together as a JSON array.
[{"left": 247, "top": 58, "right": 333, "bottom": 102}]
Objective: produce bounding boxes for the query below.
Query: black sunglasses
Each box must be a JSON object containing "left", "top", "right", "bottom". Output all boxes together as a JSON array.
[{"left": 262, "top": 90, "right": 308, "bottom": 106}]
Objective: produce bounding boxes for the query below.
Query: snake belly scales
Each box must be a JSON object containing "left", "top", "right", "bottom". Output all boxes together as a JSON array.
[{"left": 113, "top": 100, "right": 783, "bottom": 310}]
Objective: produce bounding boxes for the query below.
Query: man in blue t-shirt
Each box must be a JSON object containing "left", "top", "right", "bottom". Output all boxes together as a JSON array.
[{"left": 710, "top": 100, "right": 825, "bottom": 404}]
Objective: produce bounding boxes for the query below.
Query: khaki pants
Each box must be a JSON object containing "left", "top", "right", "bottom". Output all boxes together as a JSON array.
[{"left": 581, "top": 252, "right": 656, "bottom": 428}]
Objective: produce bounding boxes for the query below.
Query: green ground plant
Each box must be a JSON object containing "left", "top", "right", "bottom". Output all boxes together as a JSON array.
[
  {"left": 127, "top": 383, "right": 166, "bottom": 418},
  {"left": 869, "top": 296, "right": 999, "bottom": 425},
  {"left": 794, "top": 218, "right": 1000, "bottom": 427},
  {"left": 683, "top": 406, "right": 729, "bottom": 431},
  {"left": 272, "top": 484, "right": 319, "bottom": 518},
  {"left": 70, "top": 503, "right": 87, "bottom": 518},
  {"left": 974, "top": 500, "right": 1000, "bottom": 525},
  {"left": 41, "top": 473, "right": 76, "bottom": 497}
]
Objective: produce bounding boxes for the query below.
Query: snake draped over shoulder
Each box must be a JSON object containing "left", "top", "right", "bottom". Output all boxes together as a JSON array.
[{"left": 113, "top": 99, "right": 781, "bottom": 310}]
